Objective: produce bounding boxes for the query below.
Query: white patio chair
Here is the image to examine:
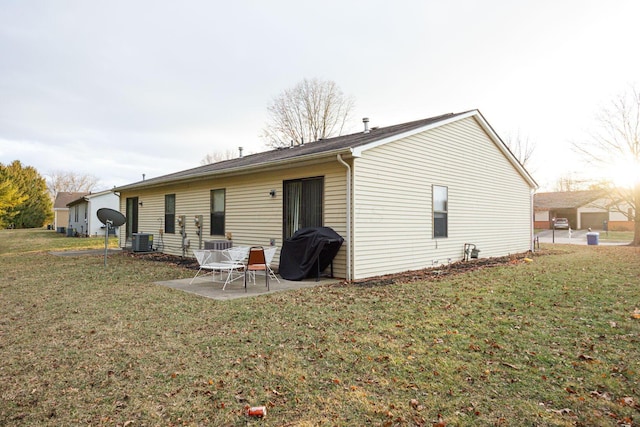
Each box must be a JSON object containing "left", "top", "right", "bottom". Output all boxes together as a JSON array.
[
  {"left": 220, "top": 246, "right": 249, "bottom": 290},
  {"left": 190, "top": 247, "right": 248, "bottom": 290},
  {"left": 190, "top": 249, "right": 217, "bottom": 284},
  {"left": 264, "top": 246, "right": 280, "bottom": 283}
]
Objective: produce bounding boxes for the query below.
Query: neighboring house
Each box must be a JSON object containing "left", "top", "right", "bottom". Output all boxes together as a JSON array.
[
  {"left": 113, "top": 110, "right": 537, "bottom": 281},
  {"left": 67, "top": 190, "right": 121, "bottom": 237},
  {"left": 53, "top": 192, "right": 86, "bottom": 232},
  {"left": 534, "top": 190, "right": 634, "bottom": 230}
]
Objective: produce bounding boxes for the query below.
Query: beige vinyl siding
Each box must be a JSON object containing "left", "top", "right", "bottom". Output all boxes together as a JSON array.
[
  {"left": 119, "top": 160, "right": 348, "bottom": 277},
  {"left": 352, "top": 116, "right": 532, "bottom": 279}
]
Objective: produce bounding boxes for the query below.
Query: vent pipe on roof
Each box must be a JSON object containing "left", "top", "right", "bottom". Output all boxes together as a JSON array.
[
  {"left": 363, "top": 117, "right": 370, "bottom": 133},
  {"left": 238, "top": 146, "right": 243, "bottom": 158},
  {"left": 142, "top": 173, "right": 146, "bottom": 181}
]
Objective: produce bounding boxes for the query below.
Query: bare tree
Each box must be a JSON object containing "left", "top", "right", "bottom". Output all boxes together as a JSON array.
[
  {"left": 504, "top": 131, "right": 535, "bottom": 167},
  {"left": 553, "top": 173, "right": 591, "bottom": 192},
  {"left": 46, "top": 170, "right": 99, "bottom": 200},
  {"left": 262, "top": 78, "right": 355, "bottom": 148},
  {"left": 200, "top": 149, "right": 238, "bottom": 165},
  {"left": 572, "top": 85, "right": 640, "bottom": 245}
]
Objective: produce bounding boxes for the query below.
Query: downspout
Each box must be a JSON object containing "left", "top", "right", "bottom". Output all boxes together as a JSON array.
[
  {"left": 337, "top": 154, "right": 352, "bottom": 281},
  {"left": 530, "top": 189, "right": 535, "bottom": 253}
]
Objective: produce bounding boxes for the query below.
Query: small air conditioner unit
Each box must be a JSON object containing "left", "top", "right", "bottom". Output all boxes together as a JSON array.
[
  {"left": 132, "top": 233, "right": 153, "bottom": 252},
  {"left": 204, "top": 239, "right": 232, "bottom": 250}
]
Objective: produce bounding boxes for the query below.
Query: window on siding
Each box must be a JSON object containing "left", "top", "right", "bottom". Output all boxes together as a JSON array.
[
  {"left": 210, "top": 189, "right": 225, "bottom": 236},
  {"left": 283, "top": 177, "right": 323, "bottom": 239},
  {"left": 433, "top": 185, "right": 448, "bottom": 238},
  {"left": 165, "top": 194, "right": 176, "bottom": 234}
]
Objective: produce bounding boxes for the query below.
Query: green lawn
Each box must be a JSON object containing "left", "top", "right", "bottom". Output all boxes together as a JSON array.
[
  {"left": 599, "top": 231, "right": 635, "bottom": 242},
  {"left": 1, "top": 229, "right": 639, "bottom": 426}
]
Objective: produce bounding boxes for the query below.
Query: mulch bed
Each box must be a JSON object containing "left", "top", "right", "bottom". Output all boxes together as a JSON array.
[
  {"left": 351, "top": 250, "right": 551, "bottom": 287},
  {"left": 123, "top": 250, "right": 200, "bottom": 269},
  {"left": 124, "top": 248, "right": 551, "bottom": 287}
]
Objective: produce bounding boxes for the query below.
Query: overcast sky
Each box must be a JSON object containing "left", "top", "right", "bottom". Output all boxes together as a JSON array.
[{"left": 1, "top": 0, "right": 639, "bottom": 191}]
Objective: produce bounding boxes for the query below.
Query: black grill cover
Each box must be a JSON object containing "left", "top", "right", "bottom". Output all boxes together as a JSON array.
[{"left": 279, "top": 227, "right": 344, "bottom": 281}]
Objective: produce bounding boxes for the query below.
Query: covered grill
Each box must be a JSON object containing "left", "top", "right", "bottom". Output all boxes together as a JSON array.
[{"left": 278, "top": 227, "right": 344, "bottom": 281}]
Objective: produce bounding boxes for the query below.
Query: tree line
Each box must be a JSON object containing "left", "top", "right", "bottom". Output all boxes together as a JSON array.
[
  {"left": 0, "top": 162, "right": 99, "bottom": 229},
  {"left": 0, "top": 160, "right": 51, "bottom": 228}
]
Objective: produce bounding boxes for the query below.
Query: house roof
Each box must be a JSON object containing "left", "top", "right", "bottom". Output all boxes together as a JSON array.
[
  {"left": 66, "top": 189, "right": 116, "bottom": 207},
  {"left": 53, "top": 192, "right": 86, "bottom": 209},
  {"left": 114, "top": 110, "right": 537, "bottom": 192},
  {"left": 534, "top": 190, "right": 607, "bottom": 210}
]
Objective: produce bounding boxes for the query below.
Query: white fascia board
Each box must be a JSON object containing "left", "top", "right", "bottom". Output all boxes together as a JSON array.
[
  {"left": 472, "top": 111, "right": 538, "bottom": 189},
  {"left": 85, "top": 189, "right": 116, "bottom": 199}
]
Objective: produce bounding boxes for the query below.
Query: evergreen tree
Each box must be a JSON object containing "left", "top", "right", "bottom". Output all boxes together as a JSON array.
[
  {"left": 0, "top": 161, "right": 52, "bottom": 228},
  {"left": 0, "top": 177, "right": 27, "bottom": 228}
]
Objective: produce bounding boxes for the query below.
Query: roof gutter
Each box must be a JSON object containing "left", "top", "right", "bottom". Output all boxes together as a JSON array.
[
  {"left": 336, "top": 153, "right": 352, "bottom": 282},
  {"left": 114, "top": 148, "right": 356, "bottom": 192}
]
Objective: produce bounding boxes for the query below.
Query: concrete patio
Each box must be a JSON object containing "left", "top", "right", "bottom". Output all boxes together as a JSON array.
[{"left": 155, "top": 274, "right": 341, "bottom": 300}]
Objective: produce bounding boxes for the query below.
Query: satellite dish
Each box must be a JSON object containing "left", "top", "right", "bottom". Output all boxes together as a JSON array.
[
  {"left": 97, "top": 208, "right": 126, "bottom": 267},
  {"left": 97, "top": 208, "right": 126, "bottom": 227}
]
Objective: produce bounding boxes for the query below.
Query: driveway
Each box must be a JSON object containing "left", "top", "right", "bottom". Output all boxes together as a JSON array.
[{"left": 535, "top": 229, "right": 630, "bottom": 246}]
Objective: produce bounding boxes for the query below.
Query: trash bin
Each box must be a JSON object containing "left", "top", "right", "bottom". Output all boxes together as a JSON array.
[{"left": 586, "top": 232, "right": 599, "bottom": 245}]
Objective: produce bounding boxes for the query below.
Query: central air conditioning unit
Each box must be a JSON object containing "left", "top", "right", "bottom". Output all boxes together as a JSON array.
[
  {"left": 132, "top": 233, "right": 154, "bottom": 252},
  {"left": 204, "top": 239, "right": 232, "bottom": 250}
]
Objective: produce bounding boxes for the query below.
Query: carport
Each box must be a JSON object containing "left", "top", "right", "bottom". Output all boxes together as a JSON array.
[{"left": 534, "top": 190, "right": 608, "bottom": 230}]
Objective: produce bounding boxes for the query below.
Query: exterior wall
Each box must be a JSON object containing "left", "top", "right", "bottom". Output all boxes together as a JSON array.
[
  {"left": 54, "top": 209, "right": 69, "bottom": 230},
  {"left": 606, "top": 199, "right": 635, "bottom": 231},
  {"left": 67, "top": 193, "right": 120, "bottom": 237},
  {"left": 608, "top": 221, "right": 634, "bottom": 231},
  {"left": 88, "top": 192, "right": 120, "bottom": 236},
  {"left": 119, "top": 161, "right": 347, "bottom": 277},
  {"left": 68, "top": 203, "right": 88, "bottom": 236},
  {"left": 352, "top": 116, "right": 533, "bottom": 280},
  {"left": 534, "top": 210, "right": 550, "bottom": 229}
]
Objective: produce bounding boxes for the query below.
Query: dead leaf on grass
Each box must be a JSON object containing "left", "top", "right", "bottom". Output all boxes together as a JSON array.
[
  {"left": 578, "top": 354, "right": 599, "bottom": 363},
  {"left": 432, "top": 414, "right": 447, "bottom": 427},
  {"left": 501, "top": 362, "right": 520, "bottom": 370},
  {"left": 547, "top": 407, "right": 574, "bottom": 415},
  {"left": 619, "top": 396, "right": 634, "bottom": 406}
]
